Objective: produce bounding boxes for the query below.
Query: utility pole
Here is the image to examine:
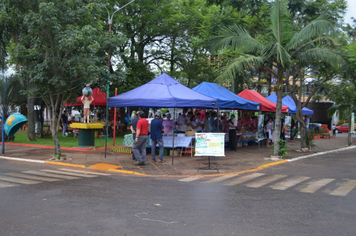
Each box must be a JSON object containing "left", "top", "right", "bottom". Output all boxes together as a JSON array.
[{"left": 104, "top": 0, "right": 135, "bottom": 158}]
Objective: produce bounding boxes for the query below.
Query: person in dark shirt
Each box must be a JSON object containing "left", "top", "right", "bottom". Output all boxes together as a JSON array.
[
  {"left": 150, "top": 111, "right": 164, "bottom": 163},
  {"left": 280, "top": 116, "right": 286, "bottom": 140},
  {"left": 130, "top": 111, "right": 140, "bottom": 160},
  {"left": 290, "top": 117, "right": 295, "bottom": 141},
  {"left": 61, "top": 110, "right": 68, "bottom": 137}
]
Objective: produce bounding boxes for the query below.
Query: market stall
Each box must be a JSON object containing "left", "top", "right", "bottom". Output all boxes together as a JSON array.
[
  {"left": 266, "top": 93, "right": 314, "bottom": 115},
  {"left": 238, "top": 89, "right": 289, "bottom": 113},
  {"left": 108, "top": 73, "right": 218, "bottom": 164},
  {"left": 192, "top": 82, "right": 260, "bottom": 110}
]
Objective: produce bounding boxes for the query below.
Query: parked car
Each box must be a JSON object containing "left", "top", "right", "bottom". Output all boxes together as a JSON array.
[
  {"left": 308, "top": 123, "right": 320, "bottom": 132},
  {"left": 309, "top": 123, "right": 322, "bottom": 128},
  {"left": 335, "top": 123, "right": 356, "bottom": 133}
]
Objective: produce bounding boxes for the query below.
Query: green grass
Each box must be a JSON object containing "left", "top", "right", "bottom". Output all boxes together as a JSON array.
[{"left": 9, "top": 132, "right": 125, "bottom": 148}]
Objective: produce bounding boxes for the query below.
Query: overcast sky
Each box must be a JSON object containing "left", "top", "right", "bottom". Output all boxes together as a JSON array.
[{"left": 345, "top": 0, "right": 355, "bottom": 25}]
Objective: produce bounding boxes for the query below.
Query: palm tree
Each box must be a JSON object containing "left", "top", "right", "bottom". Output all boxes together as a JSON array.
[
  {"left": 327, "top": 83, "right": 356, "bottom": 146},
  {"left": 210, "top": 0, "right": 344, "bottom": 156}
]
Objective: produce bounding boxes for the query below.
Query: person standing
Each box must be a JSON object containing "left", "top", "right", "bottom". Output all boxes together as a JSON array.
[
  {"left": 209, "top": 111, "right": 218, "bottom": 132},
  {"left": 290, "top": 117, "right": 295, "bottom": 141},
  {"left": 280, "top": 116, "right": 286, "bottom": 140},
  {"left": 237, "top": 116, "right": 242, "bottom": 132},
  {"left": 133, "top": 111, "right": 149, "bottom": 165},
  {"left": 130, "top": 111, "right": 140, "bottom": 160},
  {"left": 150, "top": 111, "right": 164, "bottom": 163},
  {"left": 194, "top": 112, "right": 203, "bottom": 132},
  {"left": 61, "top": 110, "right": 68, "bottom": 137},
  {"left": 332, "top": 123, "right": 336, "bottom": 136},
  {"left": 202, "top": 112, "right": 210, "bottom": 132},
  {"left": 176, "top": 108, "right": 189, "bottom": 133},
  {"left": 265, "top": 117, "right": 274, "bottom": 147},
  {"left": 162, "top": 113, "right": 175, "bottom": 135},
  {"left": 228, "top": 114, "right": 237, "bottom": 151},
  {"left": 81, "top": 95, "right": 94, "bottom": 123}
]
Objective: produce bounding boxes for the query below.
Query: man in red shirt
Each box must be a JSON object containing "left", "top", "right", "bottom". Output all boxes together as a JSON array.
[{"left": 133, "top": 110, "right": 149, "bottom": 165}]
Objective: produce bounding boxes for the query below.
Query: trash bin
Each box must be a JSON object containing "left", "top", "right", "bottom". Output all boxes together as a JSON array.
[
  {"left": 78, "top": 129, "right": 95, "bottom": 147},
  {"left": 35, "top": 121, "right": 42, "bottom": 134}
]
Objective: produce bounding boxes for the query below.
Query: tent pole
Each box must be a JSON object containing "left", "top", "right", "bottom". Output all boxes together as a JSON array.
[
  {"left": 172, "top": 107, "right": 175, "bottom": 165},
  {"left": 218, "top": 107, "right": 220, "bottom": 131},
  {"left": 113, "top": 88, "right": 117, "bottom": 146}
]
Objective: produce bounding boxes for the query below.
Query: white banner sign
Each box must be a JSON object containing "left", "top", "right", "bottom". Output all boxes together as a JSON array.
[{"left": 195, "top": 133, "right": 225, "bottom": 157}]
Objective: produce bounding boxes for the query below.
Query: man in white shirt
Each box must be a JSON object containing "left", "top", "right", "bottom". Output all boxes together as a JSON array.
[{"left": 176, "top": 108, "right": 189, "bottom": 133}]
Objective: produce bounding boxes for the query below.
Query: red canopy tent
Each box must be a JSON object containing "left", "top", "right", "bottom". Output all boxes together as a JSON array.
[
  {"left": 238, "top": 89, "right": 289, "bottom": 113},
  {"left": 64, "top": 87, "right": 107, "bottom": 106}
]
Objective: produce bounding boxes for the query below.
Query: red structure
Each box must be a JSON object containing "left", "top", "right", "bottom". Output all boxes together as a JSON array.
[
  {"left": 238, "top": 89, "right": 289, "bottom": 113},
  {"left": 64, "top": 88, "right": 107, "bottom": 107}
]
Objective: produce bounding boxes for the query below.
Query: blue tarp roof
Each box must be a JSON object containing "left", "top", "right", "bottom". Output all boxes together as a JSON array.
[
  {"left": 107, "top": 73, "right": 218, "bottom": 108},
  {"left": 192, "top": 82, "right": 260, "bottom": 110},
  {"left": 266, "top": 93, "right": 314, "bottom": 115}
]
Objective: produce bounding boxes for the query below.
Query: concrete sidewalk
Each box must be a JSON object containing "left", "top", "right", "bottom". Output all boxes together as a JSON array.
[{"left": 1, "top": 136, "right": 355, "bottom": 177}]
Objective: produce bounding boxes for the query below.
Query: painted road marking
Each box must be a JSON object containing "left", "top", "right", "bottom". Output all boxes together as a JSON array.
[
  {"left": 246, "top": 175, "right": 287, "bottom": 188},
  {"left": 5, "top": 173, "right": 61, "bottom": 182},
  {"left": 0, "top": 175, "right": 41, "bottom": 185},
  {"left": 41, "top": 169, "right": 97, "bottom": 178},
  {"left": 87, "top": 163, "right": 121, "bottom": 171},
  {"left": 224, "top": 173, "right": 265, "bottom": 186},
  {"left": 299, "top": 178, "right": 335, "bottom": 193},
  {"left": 23, "top": 171, "right": 80, "bottom": 180},
  {"left": 59, "top": 168, "right": 111, "bottom": 176},
  {"left": 329, "top": 180, "right": 356, "bottom": 196},
  {"left": 178, "top": 177, "right": 200, "bottom": 182},
  {"left": 202, "top": 174, "right": 239, "bottom": 184},
  {"left": 270, "top": 176, "right": 310, "bottom": 190},
  {"left": 0, "top": 181, "right": 19, "bottom": 188}
]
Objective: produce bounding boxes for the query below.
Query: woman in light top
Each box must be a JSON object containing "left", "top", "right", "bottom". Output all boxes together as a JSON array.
[
  {"left": 162, "top": 113, "right": 175, "bottom": 135},
  {"left": 81, "top": 95, "right": 94, "bottom": 123}
]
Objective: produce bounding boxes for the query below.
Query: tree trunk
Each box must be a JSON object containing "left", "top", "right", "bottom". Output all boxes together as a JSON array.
[
  {"left": 27, "top": 89, "right": 36, "bottom": 141},
  {"left": 273, "top": 65, "right": 283, "bottom": 157},
  {"left": 299, "top": 121, "right": 307, "bottom": 148},
  {"left": 39, "top": 105, "right": 44, "bottom": 138},
  {"left": 348, "top": 111, "right": 352, "bottom": 146},
  {"left": 51, "top": 108, "right": 61, "bottom": 157}
]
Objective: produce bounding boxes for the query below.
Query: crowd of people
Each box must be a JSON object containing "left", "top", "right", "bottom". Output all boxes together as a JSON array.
[{"left": 129, "top": 108, "right": 277, "bottom": 164}]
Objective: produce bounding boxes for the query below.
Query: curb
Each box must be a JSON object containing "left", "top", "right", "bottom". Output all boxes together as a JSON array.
[
  {"left": 1, "top": 145, "right": 355, "bottom": 177},
  {"left": 287, "top": 145, "right": 356, "bottom": 162}
]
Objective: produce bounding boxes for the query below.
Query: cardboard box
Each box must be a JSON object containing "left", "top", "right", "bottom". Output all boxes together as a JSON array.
[{"left": 169, "top": 149, "right": 181, "bottom": 156}]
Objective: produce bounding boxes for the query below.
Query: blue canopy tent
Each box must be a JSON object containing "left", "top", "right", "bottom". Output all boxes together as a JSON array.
[
  {"left": 108, "top": 73, "right": 218, "bottom": 108},
  {"left": 192, "top": 82, "right": 260, "bottom": 110},
  {"left": 266, "top": 93, "right": 314, "bottom": 115},
  {"left": 107, "top": 73, "right": 218, "bottom": 165}
]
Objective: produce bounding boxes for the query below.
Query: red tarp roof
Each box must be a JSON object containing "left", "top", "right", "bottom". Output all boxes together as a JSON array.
[
  {"left": 238, "top": 89, "right": 289, "bottom": 113},
  {"left": 64, "top": 87, "right": 107, "bottom": 107}
]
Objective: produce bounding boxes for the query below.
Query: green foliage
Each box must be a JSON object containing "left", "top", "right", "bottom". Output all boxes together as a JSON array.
[
  {"left": 305, "top": 130, "right": 316, "bottom": 148},
  {"left": 271, "top": 139, "right": 290, "bottom": 156},
  {"left": 210, "top": 0, "right": 345, "bottom": 153}
]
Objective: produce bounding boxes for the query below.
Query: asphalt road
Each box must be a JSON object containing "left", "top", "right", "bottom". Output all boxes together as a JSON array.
[{"left": 0, "top": 149, "right": 355, "bottom": 236}]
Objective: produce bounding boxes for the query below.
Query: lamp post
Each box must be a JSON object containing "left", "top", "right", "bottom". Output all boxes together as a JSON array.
[{"left": 104, "top": 0, "right": 134, "bottom": 157}]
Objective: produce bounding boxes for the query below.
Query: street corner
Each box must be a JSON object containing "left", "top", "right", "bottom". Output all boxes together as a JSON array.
[
  {"left": 87, "top": 163, "right": 122, "bottom": 171},
  {"left": 45, "top": 161, "right": 87, "bottom": 168},
  {"left": 86, "top": 163, "right": 151, "bottom": 176}
]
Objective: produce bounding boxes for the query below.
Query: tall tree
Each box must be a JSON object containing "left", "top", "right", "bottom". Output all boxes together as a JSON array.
[
  {"left": 210, "top": 0, "right": 344, "bottom": 155},
  {"left": 8, "top": 0, "right": 108, "bottom": 157}
]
